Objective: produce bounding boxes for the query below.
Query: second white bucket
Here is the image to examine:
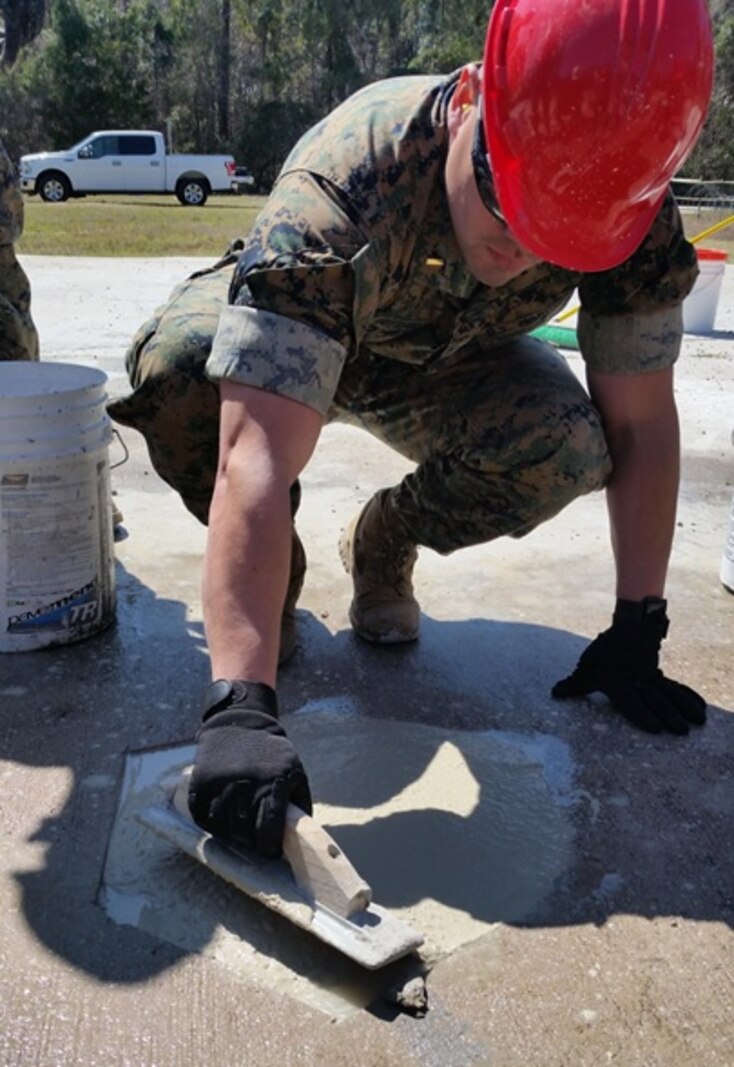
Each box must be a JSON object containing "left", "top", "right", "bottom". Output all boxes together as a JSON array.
[
  {"left": 0, "top": 361, "right": 116, "bottom": 652},
  {"left": 721, "top": 491, "right": 734, "bottom": 594},
  {"left": 682, "top": 248, "right": 728, "bottom": 334}
]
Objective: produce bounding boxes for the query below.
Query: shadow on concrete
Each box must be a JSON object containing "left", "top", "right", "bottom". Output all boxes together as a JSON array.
[
  {"left": 684, "top": 328, "right": 734, "bottom": 341},
  {"left": 1, "top": 570, "right": 732, "bottom": 992},
  {"left": 1, "top": 560, "right": 209, "bottom": 983}
]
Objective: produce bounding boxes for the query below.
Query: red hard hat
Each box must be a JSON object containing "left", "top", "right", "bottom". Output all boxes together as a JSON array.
[{"left": 482, "top": 0, "right": 714, "bottom": 272}]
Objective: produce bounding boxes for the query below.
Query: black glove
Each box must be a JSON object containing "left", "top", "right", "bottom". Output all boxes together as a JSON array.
[
  {"left": 188, "top": 679, "right": 312, "bottom": 857},
  {"left": 552, "top": 598, "right": 707, "bottom": 735}
]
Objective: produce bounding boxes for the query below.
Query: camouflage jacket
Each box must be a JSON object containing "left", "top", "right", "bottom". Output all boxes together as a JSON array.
[
  {"left": 207, "top": 72, "right": 697, "bottom": 416},
  {"left": 0, "top": 140, "right": 38, "bottom": 361}
]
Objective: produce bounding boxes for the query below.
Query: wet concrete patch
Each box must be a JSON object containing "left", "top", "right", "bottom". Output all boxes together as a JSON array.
[
  {"left": 100, "top": 704, "right": 580, "bottom": 1017},
  {"left": 294, "top": 708, "right": 579, "bottom": 954}
]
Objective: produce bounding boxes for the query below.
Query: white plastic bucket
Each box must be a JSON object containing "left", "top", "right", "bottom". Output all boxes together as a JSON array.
[
  {"left": 721, "top": 491, "right": 734, "bottom": 594},
  {"left": 682, "top": 248, "right": 728, "bottom": 334},
  {"left": 0, "top": 361, "right": 116, "bottom": 651}
]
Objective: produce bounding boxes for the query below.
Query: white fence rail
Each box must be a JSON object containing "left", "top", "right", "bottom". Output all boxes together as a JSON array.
[{"left": 673, "top": 178, "right": 734, "bottom": 212}]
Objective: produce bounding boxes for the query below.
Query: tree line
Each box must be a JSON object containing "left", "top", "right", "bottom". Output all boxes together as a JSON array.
[{"left": 0, "top": 0, "right": 732, "bottom": 191}]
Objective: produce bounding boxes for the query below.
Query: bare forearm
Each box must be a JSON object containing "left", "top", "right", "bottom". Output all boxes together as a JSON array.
[
  {"left": 203, "top": 463, "right": 292, "bottom": 687},
  {"left": 587, "top": 366, "right": 681, "bottom": 602},
  {"left": 201, "top": 383, "right": 323, "bottom": 686},
  {"left": 605, "top": 405, "right": 680, "bottom": 600}
]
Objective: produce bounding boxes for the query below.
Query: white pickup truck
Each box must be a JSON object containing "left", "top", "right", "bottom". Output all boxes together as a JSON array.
[{"left": 19, "top": 130, "right": 240, "bottom": 206}]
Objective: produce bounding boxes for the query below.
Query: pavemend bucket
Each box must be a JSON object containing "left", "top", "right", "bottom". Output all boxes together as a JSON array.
[
  {"left": 721, "top": 427, "right": 734, "bottom": 594},
  {"left": 0, "top": 362, "right": 116, "bottom": 652},
  {"left": 721, "top": 491, "right": 734, "bottom": 594},
  {"left": 682, "top": 248, "right": 728, "bottom": 334}
]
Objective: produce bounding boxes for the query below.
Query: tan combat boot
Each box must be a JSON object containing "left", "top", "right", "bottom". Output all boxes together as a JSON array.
[
  {"left": 279, "top": 528, "right": 306, "bottom": 665},
  {"left": 338, "top": 488, "right": 420, "bottom": 643}
]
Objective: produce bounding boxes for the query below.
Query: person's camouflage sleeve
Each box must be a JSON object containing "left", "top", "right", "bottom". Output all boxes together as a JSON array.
[
  {"left": 0, "top": 140, "right": 38, "bottom": 361},
  {"left": 205, "top": 169, "right": 363, "bottom": 415},
  {"left": 576, "top": 190, "right": 698, "bottom": 373}
]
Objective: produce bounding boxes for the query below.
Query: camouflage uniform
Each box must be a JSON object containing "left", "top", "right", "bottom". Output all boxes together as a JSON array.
[
  {"left": 0, "top": 140, "right": 38, "bottom": 361},
  {"left": 109, "top": 71, "right": 697, "bottom": 551}
]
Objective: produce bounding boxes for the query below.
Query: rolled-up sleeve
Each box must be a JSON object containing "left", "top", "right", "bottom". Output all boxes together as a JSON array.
[
  {"left": 206, "top": 169, "right": 370, "bottom": 413},
  {"left": 577, "top": 304, "right": 684, "bottom": 374},
  {"left": 577, "top": 190, "right": 697, "bottom": 375},
  {"left": 206, "top": 304, "right": 348, "bottom": 416}
]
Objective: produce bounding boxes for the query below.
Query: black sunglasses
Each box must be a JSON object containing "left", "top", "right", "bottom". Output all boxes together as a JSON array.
[{"left": 471, "top": 110, "right": 507, "bottom": 226}]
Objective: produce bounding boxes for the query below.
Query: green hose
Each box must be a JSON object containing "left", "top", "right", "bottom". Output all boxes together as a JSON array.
[{"left": 530, "top": 324, "right": 580, "bottom": 350}]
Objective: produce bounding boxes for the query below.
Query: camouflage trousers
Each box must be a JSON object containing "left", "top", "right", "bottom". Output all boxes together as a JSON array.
[
  {"left": 0, "top": 246, "right": 39, "bottom": 361},
  {"left": 108, "top": 251, "right": 612, "bottom": 553}
]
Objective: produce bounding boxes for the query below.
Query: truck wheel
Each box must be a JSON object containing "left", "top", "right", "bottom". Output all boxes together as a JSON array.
[
  {"left": 38, "top": 172, "right": 72, "bottom": 203},
  {"left": 176, "top": 178, "right": 208, "bottom": 206}
]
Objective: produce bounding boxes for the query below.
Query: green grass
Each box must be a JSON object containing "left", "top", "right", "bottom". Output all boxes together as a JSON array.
[
  {"left": 17, "top": 193, "right": 734, "bottom": 260},
  {"left": 18, "top": 193, "right": 269, "bottom": 256}
]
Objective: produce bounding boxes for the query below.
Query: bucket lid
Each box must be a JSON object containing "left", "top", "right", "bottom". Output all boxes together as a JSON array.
[
  {"left": 696, "top": 248, "right": 728, "bottom": 261},
  {"left": 0, "top": 361, "right": 107, "bottom": 398}
]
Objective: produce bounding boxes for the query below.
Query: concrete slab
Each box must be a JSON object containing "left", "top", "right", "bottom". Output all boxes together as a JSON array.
[{"left": 1, "top": 254, "right": 732, "bottom": 1066}]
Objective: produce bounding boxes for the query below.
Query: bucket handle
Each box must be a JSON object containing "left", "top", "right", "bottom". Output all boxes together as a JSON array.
[{"left": 110, "top": 428, "right": 130, "bottom": 470}]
